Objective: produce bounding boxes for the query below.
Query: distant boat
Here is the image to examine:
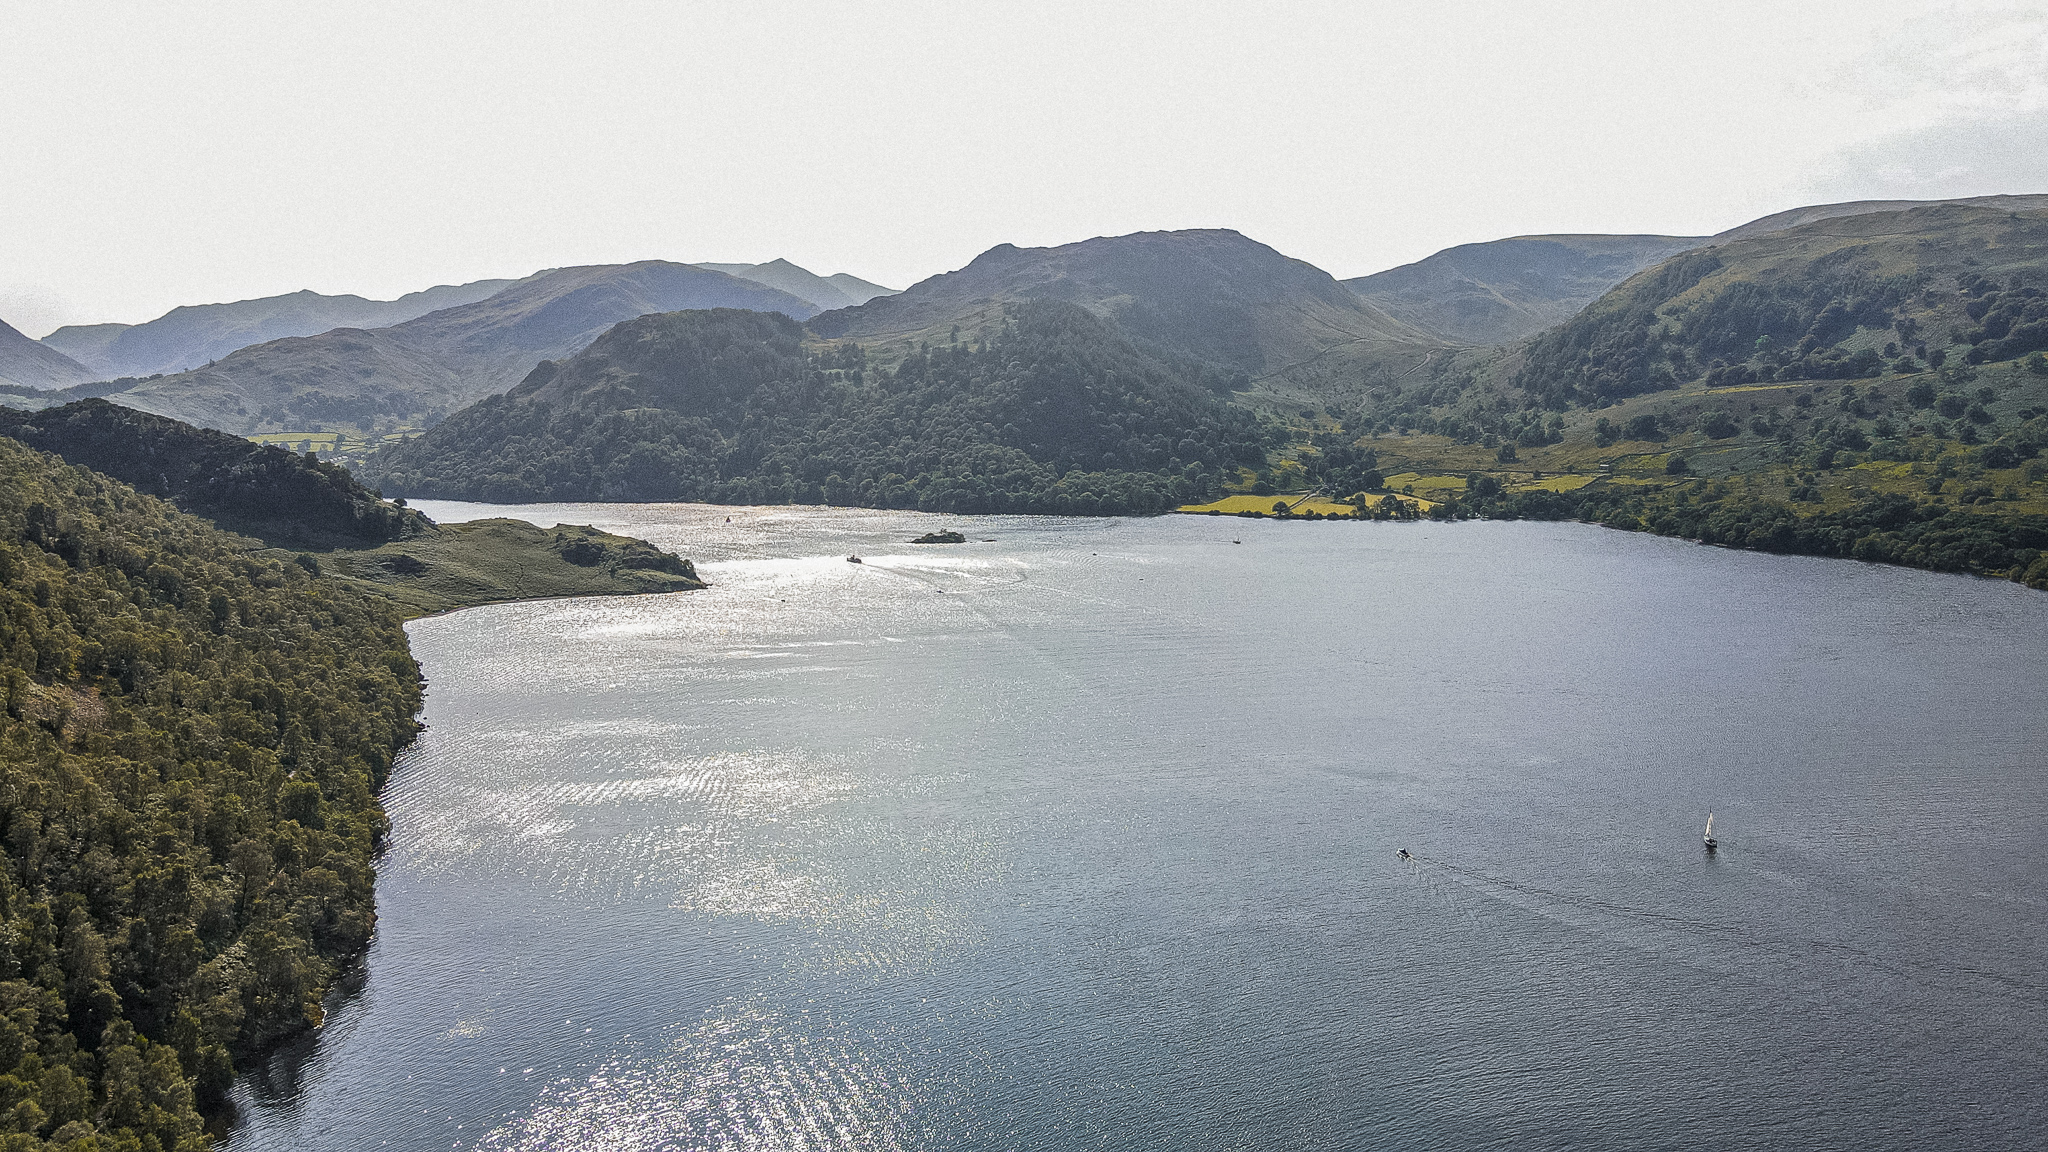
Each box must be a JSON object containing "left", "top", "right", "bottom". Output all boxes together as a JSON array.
[
  {"left": 847, "top": 555, "right": 863, "bottom": 564},
  {"left": 1703, "top": 813, "right": 1718, "bottom": 853}
]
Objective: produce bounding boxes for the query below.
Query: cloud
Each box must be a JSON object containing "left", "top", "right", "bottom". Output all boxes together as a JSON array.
[
  {"left": 0, "top": 287, "right": 86, "bottom": 339},
  {"left": 1793, "top": 3, "right": 2048, "bottom": 203},
  {"left": 1833, "top": 1, "right": 2048, "bottom": 125},
  {"left": 1803, "top": 111, "right": 2048, "bottom": 201}
]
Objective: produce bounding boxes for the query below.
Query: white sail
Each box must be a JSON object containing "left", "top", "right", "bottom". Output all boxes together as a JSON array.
[{"left": 1705, "top": 813, "right": 1715, "bottom": 837}]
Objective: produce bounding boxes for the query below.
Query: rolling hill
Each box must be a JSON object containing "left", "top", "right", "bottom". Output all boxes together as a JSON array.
[
  {"left": 18, "top": 262, "right": 819, "bottom": 436},
  {"left": 0, "top": 317, "right": 96, "bottom": 390},
  {"left": 40, "top": 278, "right": 517, "bottom": 379},
  {"left": 1342, "top": 234, "right": 1706, "bottom": 346},
  {"left": 357, "top": 302, "right": 1266, "bottom": 513}
]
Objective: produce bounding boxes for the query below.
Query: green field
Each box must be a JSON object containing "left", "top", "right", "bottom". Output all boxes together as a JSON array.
[{"left": 1176, "top": 492, "right": 1439, "bottom": 516}]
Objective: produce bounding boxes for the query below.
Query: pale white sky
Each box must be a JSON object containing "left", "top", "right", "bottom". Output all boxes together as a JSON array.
[{"left": 3, "top": 0, "right": 2044, "bottom": 334}]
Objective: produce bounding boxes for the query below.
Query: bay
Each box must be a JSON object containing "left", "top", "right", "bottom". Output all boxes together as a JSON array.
[{"left": 221, "top": 504, "right": 2048, "bottom": 1150}]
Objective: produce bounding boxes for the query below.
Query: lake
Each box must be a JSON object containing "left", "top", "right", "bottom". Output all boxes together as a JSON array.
[{"left": 221, "top": 504, "right": 2048, "bottom": 1150}]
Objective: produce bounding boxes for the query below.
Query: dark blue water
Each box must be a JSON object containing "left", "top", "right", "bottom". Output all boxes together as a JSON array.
[{"left": 223, "top": 506, "right": 2048, "bottom": 1149}]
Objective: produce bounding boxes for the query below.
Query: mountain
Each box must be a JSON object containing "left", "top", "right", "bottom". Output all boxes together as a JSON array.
[
  {"left": 694, "top": 259, "right": 897, "bottom": 309},
  {"left": 808, "top": 229, "right": 1444, "bottom": 397},
  {"left": 1514, "top": 202, "right": 2048, "bottom": 406},
  {"left": 0, "top": 316, "right": 96, "bottom": 390},
  {"left": 40, "top": 279, "right": 517, "bottom": 379},
  {"left": 358, "top": 301, "right": 1266, "bottom": 513},
  {"left": 19, "top": 262, "right": 819, "bottom": 436},
  {"left": 1709, "top": 193, "right": 2048, "bottom": 245},
  {"left": 1342, "top": 235, "right": 1706, "bottom": 346}
]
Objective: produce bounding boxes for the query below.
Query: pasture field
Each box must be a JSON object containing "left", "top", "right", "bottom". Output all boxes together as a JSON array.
[
  {"left": 1176, "top": 493, "right": 1439, "bottom": 516},
  {"left": 1512, "top": 474, "right": 1599, "bottom": 492}
]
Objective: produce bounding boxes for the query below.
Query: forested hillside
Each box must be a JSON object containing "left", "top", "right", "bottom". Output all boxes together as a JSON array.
[
  {"left": 361, "top": 302, "right": 1269, "bottom": 514},
  {"left": 1513, "top": 205, "right": 2048, "bottom": 405},
  {"left": 0, "top": 435, "right": 423, "bottom": 1148},
  {"left": 0, "top": 401, "right": 427, "bottom": 550}
]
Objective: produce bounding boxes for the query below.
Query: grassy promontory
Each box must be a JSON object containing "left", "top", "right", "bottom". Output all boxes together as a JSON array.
[{"left": 324, "top": 520, "right": 704, "bottom": 617}]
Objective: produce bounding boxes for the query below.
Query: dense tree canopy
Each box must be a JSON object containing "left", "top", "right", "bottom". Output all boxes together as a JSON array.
[
  {"left": 0, "top": 402, "right": 426, "bottom": 551},
  {"left": 0, "top": 436, "right": 422, "bottom": 1149},
  {"left": 360, "top": 302, "right": 1269, "bottom": 515}
]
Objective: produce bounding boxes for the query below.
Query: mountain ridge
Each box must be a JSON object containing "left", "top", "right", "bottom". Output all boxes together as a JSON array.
[
  {"left": 20, "top": 262, "right": 820, "bottom": 436},
  {"left": 41, "top": 278, "right": 518, "bottom": 379},
  {"left": 1343, "top": 234, "right": 1708, "bottom": 346},
  {"left": 0, "top": 316, "right": 97, "bottom": 390},
  {"left": 693, "top": 259, "right": 896, "bottom": 309}
]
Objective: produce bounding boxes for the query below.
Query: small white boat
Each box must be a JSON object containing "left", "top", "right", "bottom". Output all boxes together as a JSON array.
[{"left": 1703, "top": 812, "right": 1718, "bottom": 853}]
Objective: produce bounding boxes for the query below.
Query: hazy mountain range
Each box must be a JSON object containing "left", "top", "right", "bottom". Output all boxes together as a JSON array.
[
  {"left": 41, "top": 279, "right": 517, "bottom": 380},
  {"left": 0, "top": 258, "right": 898, "bottom": 414},
  {"left": 692, "top": 260, "right": 896, "bottom": 310},
  {"left": 1342, "top": 235, "right": 1707, "bottom": 346},
  {"left": 4, "top": 193, "right": 2044, "bottom": 443},
  {"left": 13, "top": 262, "right": 825, "bottom": 434},
  {"left": 0, "top": 317, "right": 96, "bottom": 390}
]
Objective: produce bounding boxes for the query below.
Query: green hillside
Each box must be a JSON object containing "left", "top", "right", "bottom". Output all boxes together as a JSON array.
[
  {"left": 0, "top": 401, "right": 427, "bottom": 550},
  {"left": 1513, "top": 204, "right": 2048, "bottom": 405},
  {"left": 1219, "top": 206, "right": 2048, "bottom": 586},
  {"left": 0, "top": 434, "right": 423, "bottom": 1147},
  {"left": 2, "top": 400, "right": 706, "bottom": 616},
  {"left": 359, "top": 302, "right": 1269, "bottom": 514}
]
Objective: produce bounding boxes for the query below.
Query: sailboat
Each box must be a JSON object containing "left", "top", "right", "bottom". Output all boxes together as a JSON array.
[{"left": 1703, "top": 813, "right": 1718, "bottom": 854}]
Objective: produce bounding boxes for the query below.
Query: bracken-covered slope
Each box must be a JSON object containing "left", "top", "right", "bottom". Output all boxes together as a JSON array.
[
  {"left": 40, "top": 279, "right": 516, "bottom": 380},
  {"left": 1513, "top": 204, "right": 2048, "bottom": 405},
  {"left": 0, "top": 432, "right": 425, "bottom": 1145},
  {"left": 1343, "top": 234, "right": 1706, "bottom": 346},
  {"left": 0, "top": 318, "right": 96, "bottom": 391},
  {"left": 20, "top": 263, "right": 819, "bottom": 437},
  {"left": 808, "top": 229, "right": 1444, "bottom": 397},
  {"left": 0, "top": 399, "right": 427, "bottom": 549},
  {"left": 358, "top": 302, "right": 1268, "bottom": 513}
]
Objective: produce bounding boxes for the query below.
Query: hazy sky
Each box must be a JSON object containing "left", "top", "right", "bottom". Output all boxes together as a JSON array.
[{"left": 4, "top": 0, "right": 2044, "bottom": 335}]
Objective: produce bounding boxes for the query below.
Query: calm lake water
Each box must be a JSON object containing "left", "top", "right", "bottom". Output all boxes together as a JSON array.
[{"left": 221, "top": 505, "right": 2048, "bottom": 1150}]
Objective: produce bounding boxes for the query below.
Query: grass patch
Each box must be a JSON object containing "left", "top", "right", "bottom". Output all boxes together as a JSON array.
[
  {"left": 1512, "top": 474, "right": 1599, "bottom": 492},
  {"left": 328, "top": 520, "right": 707, "bottom": 616}
]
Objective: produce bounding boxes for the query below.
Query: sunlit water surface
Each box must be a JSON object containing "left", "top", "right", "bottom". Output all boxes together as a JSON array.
[{"left": 221, "top": 504, "right": 2048, "bottom": 1150}]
